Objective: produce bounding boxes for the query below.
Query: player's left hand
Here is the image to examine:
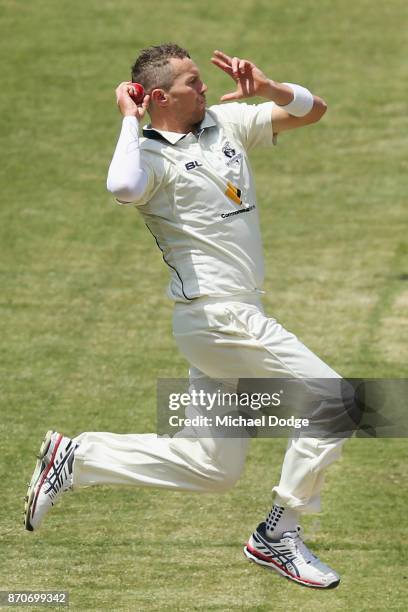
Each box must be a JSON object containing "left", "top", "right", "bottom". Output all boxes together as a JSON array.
[{"left": 211, "top": 50, "right": 271, "bottom": 101}]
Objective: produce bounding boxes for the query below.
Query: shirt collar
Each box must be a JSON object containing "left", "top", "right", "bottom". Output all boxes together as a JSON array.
[{"left": 142, "top": 111, "right": 217, "bottom": 145}]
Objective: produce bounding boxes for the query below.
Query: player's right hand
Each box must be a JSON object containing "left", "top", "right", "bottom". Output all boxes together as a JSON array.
[
  {"left": 211, "top": 51, "right": 271, "bottom": 101},
  {"left": 115, "top": 82, "right": 150, "bottom": 120}
]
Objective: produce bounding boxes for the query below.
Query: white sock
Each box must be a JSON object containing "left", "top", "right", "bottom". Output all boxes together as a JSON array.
[{"left": 265, "top": 503, "right": 300, "bottom": 539}]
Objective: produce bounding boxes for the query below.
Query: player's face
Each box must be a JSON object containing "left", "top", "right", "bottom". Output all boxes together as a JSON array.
[{"left": 166, "top": 57, "right": 208, "bottom": 125}]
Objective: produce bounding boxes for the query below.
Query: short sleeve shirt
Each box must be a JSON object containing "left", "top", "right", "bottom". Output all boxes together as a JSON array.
[{"left": 126, "top": 101, "right": 275, "bottom": 302}]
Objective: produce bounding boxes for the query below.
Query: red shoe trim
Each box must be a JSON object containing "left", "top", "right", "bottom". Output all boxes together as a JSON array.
[
  {"left": 31, "top": 434, "right": 63, "bottom": 518},
  {"left": 246, "top": 543, "right": 324, "bottom": 587}
]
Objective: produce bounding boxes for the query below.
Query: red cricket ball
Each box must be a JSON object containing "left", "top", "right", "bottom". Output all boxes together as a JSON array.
[{"left": 130, "top": 82, "right": 145, "bottom": 104}]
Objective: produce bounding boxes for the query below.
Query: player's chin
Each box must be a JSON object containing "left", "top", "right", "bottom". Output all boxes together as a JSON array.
[{"left": 197, "top": 103, "right": 206, "bottom": 120}]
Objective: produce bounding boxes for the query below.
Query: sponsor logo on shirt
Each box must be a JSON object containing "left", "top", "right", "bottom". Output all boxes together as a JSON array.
[
  {"left": 185, "top": 160, "right": 203, "bottom": 171},
  {"left": 224, "top": 181, "right": 242, "bottom": 205},
  {"left": 222, "top": 180, "right": 255, "bottom": 218},
  {"left": 221, "top": 205, "right": 256, "bottom": 219}
]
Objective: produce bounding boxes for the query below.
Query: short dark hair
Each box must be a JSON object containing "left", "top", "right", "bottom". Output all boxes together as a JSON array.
[{"left": 131, "top": 43, "right": 190, "bottom": 93}]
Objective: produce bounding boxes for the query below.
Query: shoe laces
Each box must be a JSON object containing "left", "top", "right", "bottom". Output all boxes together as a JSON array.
[
  {"left": 44, "top": 444, "right": 74, "bottom": 495},
  {"left": 283, "top": 526, "right": 317, "bottom": 566}
]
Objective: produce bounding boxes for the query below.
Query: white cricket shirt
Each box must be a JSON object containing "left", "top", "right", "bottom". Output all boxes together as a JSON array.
[{"left": 126, "top": 101, "right": 275, "bottom": 302}]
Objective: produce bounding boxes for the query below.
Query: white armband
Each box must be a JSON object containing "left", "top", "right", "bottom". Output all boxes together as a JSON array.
[
  {"left": 279, "top": 83, "right": 314, "bottom": 117},
  {"left": 107, "top": 116, "right": 149, "bottom": 203}
]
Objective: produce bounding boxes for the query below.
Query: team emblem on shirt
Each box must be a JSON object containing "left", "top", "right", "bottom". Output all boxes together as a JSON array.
[
  {"left": 222, "top": 141, "right": 242, "bottom": 167},
  {"left": 222, "top": 142, "right": 236, "bottom": 158}
]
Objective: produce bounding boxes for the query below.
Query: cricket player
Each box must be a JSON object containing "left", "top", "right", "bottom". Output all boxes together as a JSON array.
[{"left": 25, "top": 44, "right": 350, "bottom": 589}]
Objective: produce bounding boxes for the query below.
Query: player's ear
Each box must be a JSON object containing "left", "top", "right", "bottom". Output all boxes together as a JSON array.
[{"left": 150, "top": 88, "right": 168, "bottom": 107}]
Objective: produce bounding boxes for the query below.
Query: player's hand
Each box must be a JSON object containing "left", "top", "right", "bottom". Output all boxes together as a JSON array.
[
  {"left": 115, "top": 82, "right": 150, "bottom": 119},
  {"left": 211, "top": 50, "right": 271, "bottom": 101}
]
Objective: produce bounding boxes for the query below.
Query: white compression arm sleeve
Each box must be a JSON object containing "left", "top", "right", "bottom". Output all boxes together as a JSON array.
[{"left": 106, "top": 116, "right": 149, "bottom": 203}]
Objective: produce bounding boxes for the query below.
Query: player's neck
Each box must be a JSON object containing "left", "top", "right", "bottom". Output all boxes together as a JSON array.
[{"left": 150, "top": 113, "right": 195, "bottom": 136}]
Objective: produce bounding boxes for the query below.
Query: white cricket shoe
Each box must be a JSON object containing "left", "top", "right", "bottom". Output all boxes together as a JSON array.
[
  {"left": 24, "top": 430, "right": 76, "bottom": 531},
  {"left": 244, "top": 522, "right": 340, "bottom": 589}
]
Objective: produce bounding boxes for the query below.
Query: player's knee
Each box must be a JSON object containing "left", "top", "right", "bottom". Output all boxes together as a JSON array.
[
  {"left": 207, "top": 464, "right": 243, "bottom": 493},
  {"left": 178, "top": 436, "right": 248, "bottom": 493},
  {"left": 206, "top": 452, "right": 245, "bottom": 493}
]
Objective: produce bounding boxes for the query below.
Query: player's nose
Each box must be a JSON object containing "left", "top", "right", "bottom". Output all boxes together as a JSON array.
[{"left": 201, "top": 82, "right": 208, "bottom": 95}]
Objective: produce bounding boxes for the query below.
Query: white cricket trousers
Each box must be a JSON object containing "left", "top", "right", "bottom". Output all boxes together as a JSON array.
[{"left": 72, "top": 294, "right": 347, "bottom": 513}]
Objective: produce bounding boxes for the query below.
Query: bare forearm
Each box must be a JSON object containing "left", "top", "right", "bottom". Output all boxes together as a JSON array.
[{"left": 257, "top": 80, "right": 295, "bottom": 105}]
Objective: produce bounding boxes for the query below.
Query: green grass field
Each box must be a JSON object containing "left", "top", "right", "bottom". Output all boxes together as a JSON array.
[{"left": 1, "top": 0, "right": 407, "bottom": 610}]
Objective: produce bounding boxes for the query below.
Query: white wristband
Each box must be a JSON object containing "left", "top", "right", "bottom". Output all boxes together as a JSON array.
[{"left": 279, "top": 83, "right": 314, "bottom": 117}]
